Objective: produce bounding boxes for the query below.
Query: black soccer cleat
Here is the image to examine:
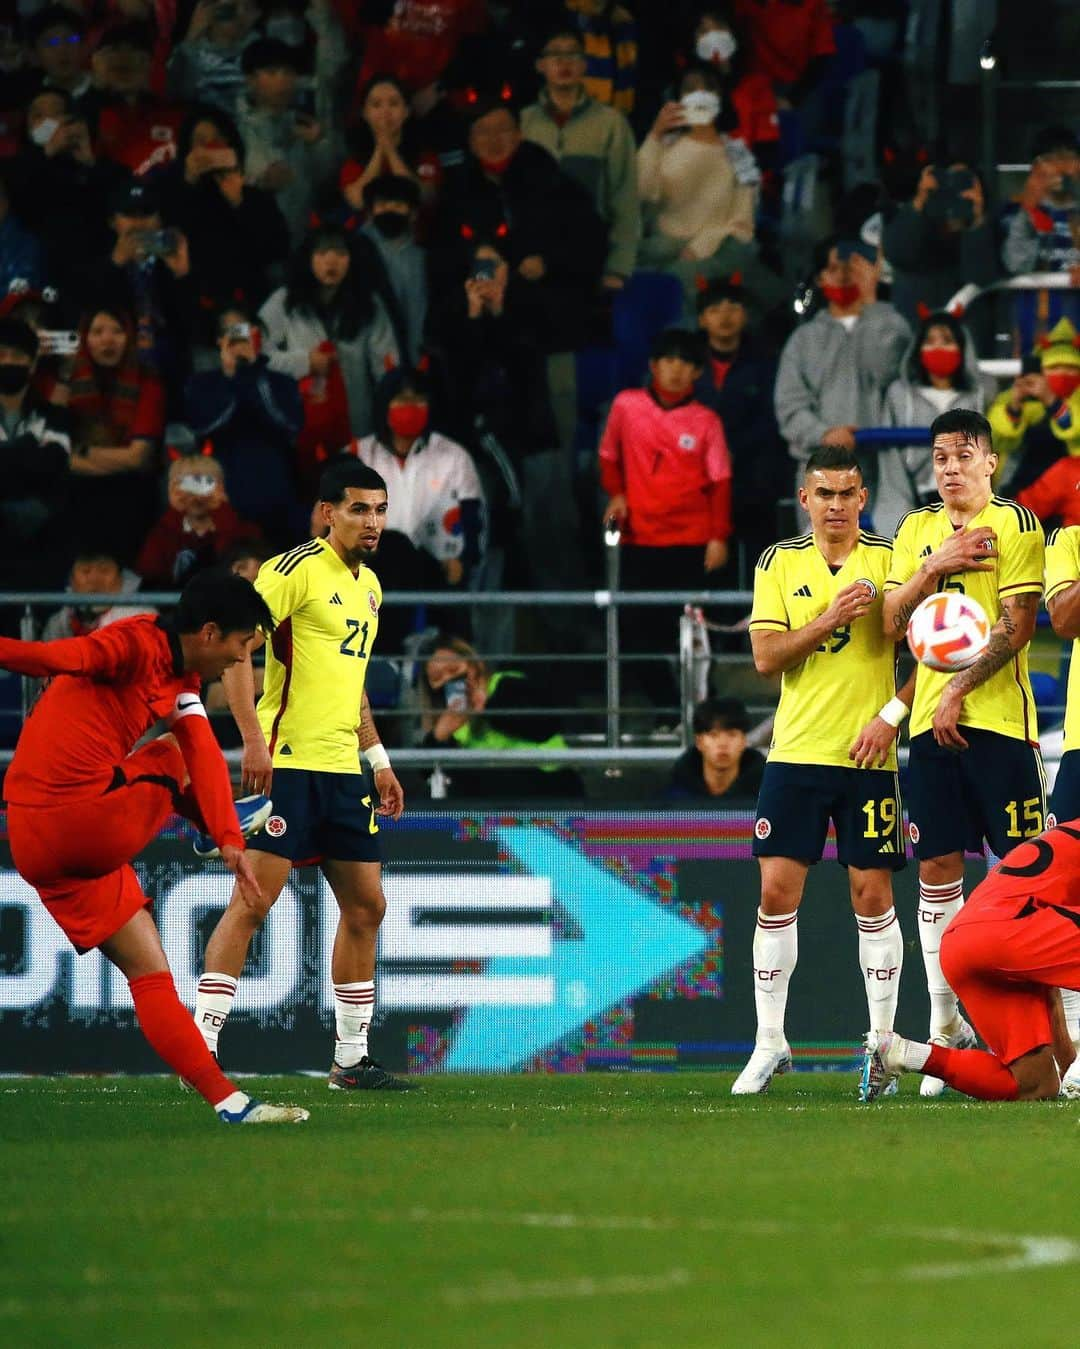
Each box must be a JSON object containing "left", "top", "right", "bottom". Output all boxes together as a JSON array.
[{"left": 328, "top": 1056, "right": 417, "bottom": 1091}]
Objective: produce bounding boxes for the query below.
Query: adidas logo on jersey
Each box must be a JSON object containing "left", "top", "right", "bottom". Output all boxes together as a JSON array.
[
  {"left": 329, "top": 593, "right": 343, "bottom": 605},
  {"left": 792, "top": 585, "right": 812, "bottom": 598},
  {"left": 920, "top": 545, "right": 933, "bottom": 558}
]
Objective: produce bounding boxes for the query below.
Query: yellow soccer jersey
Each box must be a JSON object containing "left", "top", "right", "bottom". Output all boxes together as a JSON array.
[
  {"left": 885, "top": 496, "right": 1044, "bottom": 742},
  {"left": 750, "top": 531, "right": 897, "bottom": 769},
  {"left": 254, "top": 538, "right": 381, "bottom": 773},
  {"left": 1045, "top": 526, "right": 1080, "bottom": 751}
]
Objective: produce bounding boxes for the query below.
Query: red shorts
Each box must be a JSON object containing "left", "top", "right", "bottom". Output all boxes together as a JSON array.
[
  {"left": 7, "top": 738, "right": 184, "bottom": 951},
  {"left": 941, "top": 903, "right": 1080, "bottom": 1064}
]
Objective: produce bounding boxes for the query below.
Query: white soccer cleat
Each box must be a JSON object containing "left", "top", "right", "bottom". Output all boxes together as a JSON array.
[
  {"left": 731, "top": 1043, "right": 792, "bottom": 1095},
  {"left": 860, "top": 1030, "right": 908, "bottom": 1102},
  {"left": 920, "top": 1018, "right": 976, "bottom": 1098},
  {"left": 1060, "top": 1059, "right": 1080, "bottom": 1100},
  {"left": 219, "top": 1099, "right": 310, "bottom": 1124}
]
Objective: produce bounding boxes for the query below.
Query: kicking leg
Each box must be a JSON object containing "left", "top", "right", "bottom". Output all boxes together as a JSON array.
[{"left": 916, "top": 853, "right": 971, "bottom": 1096}]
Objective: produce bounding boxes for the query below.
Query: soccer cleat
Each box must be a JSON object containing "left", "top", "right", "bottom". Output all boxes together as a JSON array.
[
  {"left": 328, "top": 1056, "right": 417, "bottom": 1091},
  {"left": 179, "top": 1050, "right": 220, "bottom": 1093},
  {"left": 218, "top": 1098, "right": 310, "bottom": 1124},
  {"left": 859, "top": 1033, "right": 898, "bottom": 1101},
  {"left": 860, "top": 1030, "right": 908, "bottom": 1103},
  {"left": 920, "top": 1018, "right": 977, "bottom": 1098},
  {"left": 730, "top": 1043, "right": 792, "bottom": 1095},
  {"left": 1060, "top": 1059, "right": 1080, "bottom": 1100},
  {"left": 193, "top": 794, "right": 273, "bottom": 858}
]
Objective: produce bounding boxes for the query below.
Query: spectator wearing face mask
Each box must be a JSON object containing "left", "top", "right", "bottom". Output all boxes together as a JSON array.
[
  {"left": 346, "top": 365, "right": 486, "bottom": 592},
  {"left": 359, "top": 174, "right": 427, "bottom": 365},
  {"left": 774, "top": 234, "right": 910, "bottom": 491},
  {"left": 136, "top": 451, "right": 262, "bottom": 586},
  {"left": 41, "top": 543, "right": 156, "bottom": 642},
  {"left": 235, "top": 38, "right": 336, "bottom": 245},
  {"left": 874, "top": 310, "right": 993, "bottom": 539},
  {"left": 690, "top": 7, "right": 779, "bottom": 162},
  {"left": 183, "top": 305, "right": 304, "bottom": 545},
  {"left": 0, "top": 316, "right": 73, "bottom": 595},
  {"left": 65, "top": 302, "right": 166, "bottom": 564},
  {"left": 150, "top": 104, "right": 290, "bottom": 313},
  {"left": 988, "top": 318, "right": 1080, "bottom": 496}
]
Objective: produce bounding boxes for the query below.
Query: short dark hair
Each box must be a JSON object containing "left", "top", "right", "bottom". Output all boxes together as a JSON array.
[
  {"left": 173, "top": 570, "right": 274, "bottom": 636},
  {"left": 363, "top": 172, "right": 421, "bottom": 212},
  {"left": 242, "top": 37, "right": 303, "bottom": 76},
  {"left": 27, "top": 4, "right": 86, "bottom": 42},
  {"left": 319, "top": 457, "right": 388, "bottom": 503},
  {"left": 930, "top": 408, "right": 993, "bottom": 452},
  {"left": 0, "top": 317, "right": 38, "bottom": 360},
  {"left": 1031, "top": 124, "right": 1080, "bottom": 162},
  {"left": 696, "top": 276, "right": 747, "bottom": 314},
  {"left": 650, "top": 327, "right": 707, "bottom": 365},
  {"left": 539, "top": 25, "right": 584, "bottom": 53},
  {"left": 220, "top": 539, "right": 273, "bottom": 570},
  {"left": 812, "top": 233, "right": 841, "bottom": 276},
  {"left": 693, "top": 696, "right": 750, "bottom": 735},
  {"left": 804, "top": 445, "right": 861, "bottom": 476}
]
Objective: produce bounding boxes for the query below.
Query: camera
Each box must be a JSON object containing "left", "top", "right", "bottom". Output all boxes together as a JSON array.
[
  {"left": 925, "top": 167, "right": 976, "bottom": 227},
  {"left": 443, "top": 676, "right": 468, "bottom": 712},
  {"left": 134, "top": 228, "right": 180, "bottom": 260},
  {"left": 178, "top": 472, "right": 217, "bottom": 497},
  {"left": 226, "top": 321, "right": 252, "bottom": 342},
  {"left": 472, "top": 257, "right": 497, "bottom": 282}
]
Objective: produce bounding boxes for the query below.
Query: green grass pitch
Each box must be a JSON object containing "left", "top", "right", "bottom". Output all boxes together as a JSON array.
[{"left": 3, "top": 1071, "right": 1079, "bottom": 1348}]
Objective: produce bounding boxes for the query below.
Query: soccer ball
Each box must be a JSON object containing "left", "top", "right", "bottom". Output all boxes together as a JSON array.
[{"left": 906, "top": 592, "right": 991, "bottom": 672}]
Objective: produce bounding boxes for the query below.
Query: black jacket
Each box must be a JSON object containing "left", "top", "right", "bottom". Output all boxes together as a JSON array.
[
  {"left": 665, "top": 746, "right": 765, "bottom": 803},
  {"left": 693, "top": 339, "right": 787, "bottom": 510}
]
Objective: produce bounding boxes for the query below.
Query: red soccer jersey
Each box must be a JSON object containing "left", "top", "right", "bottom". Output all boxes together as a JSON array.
[
  {"left": 954, "top": 822, "right": 1080, "bottom": 925},
  {"left": 598, "top": 388, "right": 732, "bottom": 547},
  {"left": 0, "top": 617, "right": 241, "bottom": 849}
]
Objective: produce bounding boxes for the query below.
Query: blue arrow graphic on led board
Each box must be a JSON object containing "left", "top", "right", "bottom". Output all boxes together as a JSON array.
[{"left": 442, "top": 825, "right": 710, "bottom": 1072}]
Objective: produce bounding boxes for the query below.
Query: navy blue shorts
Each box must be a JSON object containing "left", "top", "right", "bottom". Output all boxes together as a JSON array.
[
  {"left": 752, "top": 763, "right": 905, "bottom": 871},
  {"left": 254, "top": 768, "right": 382, "bottom": 865},
  {"left": 906, "top": 728, "right": 1045, "bottom": 861},
  {"left": 1048, "top": 749, "right": 1080, "bottom": 828}
]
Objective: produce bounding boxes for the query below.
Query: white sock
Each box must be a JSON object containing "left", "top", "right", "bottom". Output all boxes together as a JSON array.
[
  {"left": 917, "top": 878, "right": 964, "bottom": 1038},
  {"left": 194, "top": 973, "right": 238, "bottom": 1054},
  {"left": 333, "top": 980, "right": 375, "bottom": 1067},
  {"left": 857, "top": 908, "right": 904, "bottom": 1034},
  {"left": 901, "top": 1038, "right": 932, "bottom": 1072},
  {"left": 1061, "top": 987, "right": 1080, "bottom": 1048},
  {"left": 214, "top": 1090, "right": 250, "bottom": 1116},
  {"left": 753, "top": 909, "right": 797, "bottom": 1050}
]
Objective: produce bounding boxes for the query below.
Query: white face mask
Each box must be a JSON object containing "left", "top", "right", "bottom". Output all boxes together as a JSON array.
[
  {"left": 696, "top": 29, "right": 737, "bottom": 63},
  {"left": 30, "top": 117, "right": 60, "bottom": 147},
  {"left": 681, "top": 90, "right": 721, "bottom": 126}
]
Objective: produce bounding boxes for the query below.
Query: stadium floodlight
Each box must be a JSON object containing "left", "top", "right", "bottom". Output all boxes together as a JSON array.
[{"left": 979, "top": 39, "right": 997, "bottom": 71}]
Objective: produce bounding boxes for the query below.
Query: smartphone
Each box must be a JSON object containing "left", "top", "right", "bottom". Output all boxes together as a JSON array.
[
  {"left": 443, "top": 676, "right": 468, "bottom": 712},
  {"left": 472, "top": 257, "right": 497, "bottom": 282},
  {"left": 178, "top": 472, "right": 217, "bottom": 497},
  {"left": 226, "top": 321, "right": 252, "bottom": 341},
  {"left": 836, "top": 238, "right": 878, "bottom": 264},
  {"left": 36, "top": 330, "right": 80, "bottom": 357},
  {"left": 135, "top": 228, "right": 179, "bottom": 260}
]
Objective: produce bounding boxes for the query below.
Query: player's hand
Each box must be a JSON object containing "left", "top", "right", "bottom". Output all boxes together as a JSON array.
[
  {"left": 373, "top": 765, "right": 404, "bottom": 820},
  {"left": 820, "top": 581, "right": 875, "bottom": 629},
  {"left": 820, "top": 425, "right": 857, "bottom": 450},
  {"left": 241, "top": 738, "right": 273, "bottom": 795},
  {"left": 932, "top": 685, "right": 969, "bottom": 751},
  {"left": 849, "top": 715, "right": 898, "bottom": 769},
  {"left": 603, "top": 494, "right": 628, "bottom": 528},
  {"left": 704, "top": 538, "right": 728, "bottom": 572},
  {"left": 927, "top": 526, "right": 997, "bottom": 577},
  {"left": 220, "top": 845, "right": 264, "bottom": 905}
]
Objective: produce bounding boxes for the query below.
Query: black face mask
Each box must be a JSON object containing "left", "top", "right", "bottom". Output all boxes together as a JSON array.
[
  {"left": 0, "top": 363, "right": 31, "bottom": 395},
  {"left": 372, "top": 213, "right": 410, "bottom": 241}
]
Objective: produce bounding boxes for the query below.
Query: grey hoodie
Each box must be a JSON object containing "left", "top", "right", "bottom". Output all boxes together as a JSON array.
[
  {"left": 873, "top": 327, "right": 994, "bottom": 538},
  {"left": 774, "top": 302, "right": 911, "bottom": 494}
]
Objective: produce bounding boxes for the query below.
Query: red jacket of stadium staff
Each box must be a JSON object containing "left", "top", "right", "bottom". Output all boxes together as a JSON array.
[{"left": 598, "top": 388, "right": 733, "bottom": 547}]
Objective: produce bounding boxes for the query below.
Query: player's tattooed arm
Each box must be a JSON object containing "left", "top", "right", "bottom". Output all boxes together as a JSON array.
[
  {"left": 931, "top": 591, "right": 1040, "bottom": 750},
  {"left": 357, "top": 691, "right": 380, "bottom": 752}
]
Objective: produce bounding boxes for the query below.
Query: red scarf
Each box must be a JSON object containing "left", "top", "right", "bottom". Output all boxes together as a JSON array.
[{"left": 67, "top": 315, "right": 146, "bottom": 445}]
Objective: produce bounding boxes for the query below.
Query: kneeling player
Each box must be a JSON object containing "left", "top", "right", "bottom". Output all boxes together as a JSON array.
[
  {"left": 0, "top": 572, "right": 308, "bottom": 1124},
  {"left": 732, "top": 447, "right": 908, "bottom": 1097},
  {"left": 862, "top": 821, "right": 1080, "bottom": 1102}
]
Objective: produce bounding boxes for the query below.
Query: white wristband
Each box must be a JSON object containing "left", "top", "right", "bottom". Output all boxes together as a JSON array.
[
  {"left": 364, "top": 743, "right": 391, "bottom": 773},
  {"left": 878, "top": 697, "right": 910, "bottom": 729}
]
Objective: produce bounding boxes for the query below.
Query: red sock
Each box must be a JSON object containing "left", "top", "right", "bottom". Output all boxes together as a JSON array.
[
  {"left": 129, "top": 971, "right": 237, "bottom": 1107},
  {"left": 925, "top": 1044, "right": 1019, "bottom": 1101}
]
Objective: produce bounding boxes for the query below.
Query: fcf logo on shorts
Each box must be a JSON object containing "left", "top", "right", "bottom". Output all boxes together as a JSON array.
[
  {"left": 266, "top": 815, "right": 287, "bottom": 838},
  {"left": 909, "top": 822, "right": 920, "bottom": 844},
  {"left": 755, "top": 817, "right": 771, "bottom": 840},
  {"left": 368, "top": 590, "right": 379, "bottom": 615}
]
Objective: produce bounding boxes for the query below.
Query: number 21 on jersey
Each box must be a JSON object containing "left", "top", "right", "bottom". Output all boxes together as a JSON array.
[{"left": 340, "top": 619, "right": 369, "bottom": 659}]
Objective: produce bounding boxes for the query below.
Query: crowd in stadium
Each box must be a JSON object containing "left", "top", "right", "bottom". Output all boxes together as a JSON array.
[{"left": 0, "top": 2, "right": 1078, "bottom": 740}]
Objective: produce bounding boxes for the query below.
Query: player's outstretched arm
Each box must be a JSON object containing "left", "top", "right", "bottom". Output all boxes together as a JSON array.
[
  {"left": 752, "top": 583, "right": 873, "bottom": 676},
  {"left": 932, "top": 590, "right": 1040, "bottom": 749},
  {"left": 881, "top": 526, "right": 997, "bottom": 637},
  {"left": 221, "top": 647, "right": 272, "bottom": 795},
  {"left": 849, "top": 668, "right": 916, "bottom": 768},
  {"left": 0, "top": 625, "right": 138, "bottom": 680},
  {"left": 359, "top": 691, "right": 404, "bottom": 820},
  {"left": 1049, "top": 582, "right": 1080, "bottom": 640}
]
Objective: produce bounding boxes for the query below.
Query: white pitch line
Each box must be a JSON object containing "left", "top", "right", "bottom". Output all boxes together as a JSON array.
[
  {"left": 441, "top": 1268, "right": 691, "bottom": 1305},
  {"left": 383, "top": 1207, "right": 1080, "bottom": 1281}
]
